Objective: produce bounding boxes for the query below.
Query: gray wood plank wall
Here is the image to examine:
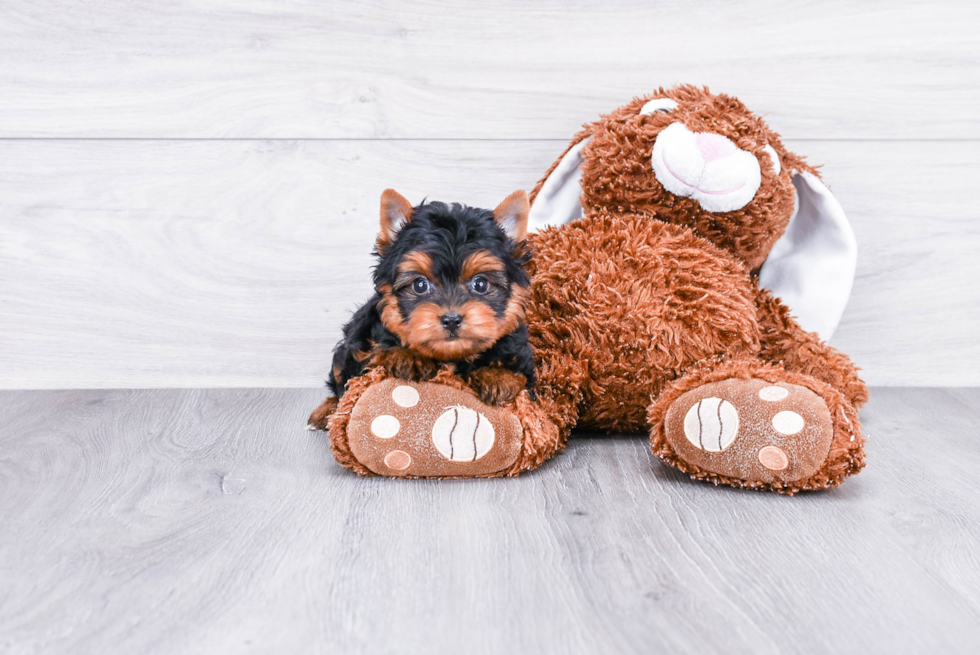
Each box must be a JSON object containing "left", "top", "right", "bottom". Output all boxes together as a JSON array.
[{"left": 1, "top": 0, "right": 978, "bottom": 388}]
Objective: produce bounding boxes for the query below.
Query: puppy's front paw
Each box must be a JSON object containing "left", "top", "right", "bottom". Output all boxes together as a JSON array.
[
  {"left": 467, "top": 367, "right": 526, "bottom": 406},
  {"left": 371, "top": 348, "right": 439, "bottom": 381},
  {"left": 308, "top": 396, "right": 338, "bottom": 431}
]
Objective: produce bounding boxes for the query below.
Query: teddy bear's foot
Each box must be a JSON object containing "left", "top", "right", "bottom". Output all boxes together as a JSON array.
[
  {"left": 340, "top": 377, "right": 525, "bottom": 478},
  {"left": 662, "top": 377, "right": 833, "bottom": 483},
  {"left": 651, "top": 370, "right": 863, "bottom": 493}
]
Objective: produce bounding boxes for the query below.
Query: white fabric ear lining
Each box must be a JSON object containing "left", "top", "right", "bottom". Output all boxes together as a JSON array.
[
  {"left": 758, "top": 172, "right": 857, "bottom": 341},
  {"left": 527, "top": 137, "right": 591, "bottom": 232}
]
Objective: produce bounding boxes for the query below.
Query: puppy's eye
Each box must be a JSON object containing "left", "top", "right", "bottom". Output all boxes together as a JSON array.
[
  {"left": 639, "top": 98, "right": 679, "bottom": 115},
  {"left": 412, "top": 277, "right": 430, "bottom": 294},
  {"left": 470, "top": 275, "right": 490, "bottom": 294}
]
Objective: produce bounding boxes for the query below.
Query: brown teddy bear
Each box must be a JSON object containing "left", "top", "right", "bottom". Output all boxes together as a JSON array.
[{"left": 315, "top": 85, "right": 868, "bottom": 494}]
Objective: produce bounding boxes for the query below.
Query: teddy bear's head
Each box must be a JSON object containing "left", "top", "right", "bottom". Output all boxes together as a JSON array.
[
  {"left": 528, "top": 85, "right": 858, "bottom": 340},
  {"left": 577, "top": 86, "right": 815, "bottom": 270}
]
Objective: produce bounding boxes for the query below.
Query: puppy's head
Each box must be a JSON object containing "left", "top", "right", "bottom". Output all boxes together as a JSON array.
[{"left": 373, "top": 189, "right": 531, "bottom": 360}]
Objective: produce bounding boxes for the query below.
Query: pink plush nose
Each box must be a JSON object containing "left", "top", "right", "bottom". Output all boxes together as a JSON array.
[{"left": 696, "top": 132, "right": 736, "bottom": 162}]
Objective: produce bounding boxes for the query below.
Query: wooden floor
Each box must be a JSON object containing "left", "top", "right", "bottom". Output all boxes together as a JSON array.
[{"left": 1, "top": 387, "right": 978, "bottom": 654}]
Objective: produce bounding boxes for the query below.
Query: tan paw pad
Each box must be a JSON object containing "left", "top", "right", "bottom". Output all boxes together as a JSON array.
[
  {"left": 391, "top": 385, "right": 420, "bottom": 407},
  {"left": 432, "top": 406, "right": 495, "bottom": 462},
  {"left": 664, "top": 378, "right": 834, "bottom": 483},
  {"left": 759, "top": 386, "right": 789, "bottom": 401},
  {"left": 758, "top": 446, "right": 789, "bottom": 471},
  {"left": 384, "top": 450, "right": 412, "bottom": 471},
  {"left": 370, "top": 415, "right": 400, "bottom": 439},
  {"left": 345, "top": 378, "right": 523, "bottom": 477},
  {"left": 772, "top": 410, "right": 805, "bottom": 435},
  {"left": 683, "top": 398, "right": 739, "bottom": 452}
]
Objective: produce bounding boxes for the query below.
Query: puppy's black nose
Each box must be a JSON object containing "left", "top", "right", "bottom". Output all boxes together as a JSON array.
[{"left": 441, "top": 312, "right": 463, "bottom": 331}]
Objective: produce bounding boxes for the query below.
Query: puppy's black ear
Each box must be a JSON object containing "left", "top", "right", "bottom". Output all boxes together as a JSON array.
[
  {"left": 493, "top": 190, "right": 529, "bottom": 242},
  {"left": 378, "top": 189, "right": 414, "bottom": 250}
]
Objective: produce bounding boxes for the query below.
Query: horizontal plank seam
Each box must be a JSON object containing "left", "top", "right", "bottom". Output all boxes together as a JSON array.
[
  {"left": 1, "top": 385, "right": 976, "bottom": 392},
  {"left": 0, "top": 137, "right": 978, "bottom": 143}
]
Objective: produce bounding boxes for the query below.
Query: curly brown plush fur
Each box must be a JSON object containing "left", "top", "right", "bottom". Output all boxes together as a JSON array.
[
  {"left": 537, "top": 87, "right": 815, "bottom": 271},
  {"left": 323, "top": 85, "right": 867, "bottom": 493},
  {"left": 522, "top": 85, "right": 866, "bottom": 492}
]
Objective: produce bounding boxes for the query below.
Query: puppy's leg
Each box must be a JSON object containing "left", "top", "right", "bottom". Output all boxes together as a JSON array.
[
  {"left": 370, "top": 347, "right": 440, "bottom": 381},
  {"left": 467, "top": 367, "right": 527, "bottom": 406},
  {"left": 307, "top": 396, "right": 338, "bottom": 431}
]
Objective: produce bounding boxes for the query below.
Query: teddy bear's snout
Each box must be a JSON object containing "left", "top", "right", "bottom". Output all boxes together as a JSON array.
[
  {"left": 651, "top": 122, "right": 762, "bottom": 214},
  {"left": 695, "top": 132, "right": 737, "bottom": 163}
]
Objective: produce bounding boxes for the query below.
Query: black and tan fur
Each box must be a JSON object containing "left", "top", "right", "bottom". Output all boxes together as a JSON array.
[{"left": 308, "top": 190, "right": 536, "bottom": 429}]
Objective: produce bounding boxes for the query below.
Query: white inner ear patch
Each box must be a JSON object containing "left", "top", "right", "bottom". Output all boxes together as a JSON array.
[
  {"left": 371, "top": 415, "right": 401, "bottom": 439},
  {"left": 772, "top": 411, "right": 805, "bottom": 435},
  {"left": 640, "top": 97, "right": 679, "bottom": 115},
  {"left": 432, "top": 405, "right": 495, "bottom": 462},
  {"left": 651, "top": 122, "right": 762, "bottom": 213},
  {"left": 683, "top": 398, "right": 739, "bottom": 452},
  {"left": 763, "top": 144, "right": 781, "bottom": 175}
]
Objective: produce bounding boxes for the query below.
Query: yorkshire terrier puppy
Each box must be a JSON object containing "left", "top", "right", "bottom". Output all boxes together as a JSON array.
[{"left": 308, "top": 189, "right": 535, "bottom": 430}]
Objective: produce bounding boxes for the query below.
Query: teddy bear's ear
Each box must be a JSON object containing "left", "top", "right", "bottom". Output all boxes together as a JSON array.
[
  {"left": 527, "top": 132, "right": 593, "bottom": 232},
  {"left": 758, "top": 171, "right": 857, "bottom": 341}
]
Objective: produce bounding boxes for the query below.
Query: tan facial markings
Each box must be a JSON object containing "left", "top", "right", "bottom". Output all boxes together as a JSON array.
[
  {"left": 378, "top": 291, "right": 408, "bottom": 342},
  {"left": 396, "top": 251, "right": 435, "bottom": 279},
  {"left": 461, "top": 250, "right": 505, "bottom": 281},
  {"left": 377, "top": 247, "right": 528, "bottom": 360},
  {"left": 379, "top": 282, "right": 528, "bottom": 361},
  {"left": 399, "top": 299, "right": 499, "bottom": 360},
  {"left": 501, "top": 284, "right": 528, "bottom": 332}
]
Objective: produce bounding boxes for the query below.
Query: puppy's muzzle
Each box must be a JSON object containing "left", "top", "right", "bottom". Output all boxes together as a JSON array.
[{"left": 440, "top": 311, "right": 463, "bottom": 333}]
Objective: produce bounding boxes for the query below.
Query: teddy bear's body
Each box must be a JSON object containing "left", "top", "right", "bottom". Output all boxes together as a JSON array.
[
  {"left": 525, "top": 206, "right": 865, "bottom": 491},
  {"left": 317, "top": 86, "right": 868, "bottom": 494},
  {"left": 527, "top": 210, "right": 764, "bottom": 432}
]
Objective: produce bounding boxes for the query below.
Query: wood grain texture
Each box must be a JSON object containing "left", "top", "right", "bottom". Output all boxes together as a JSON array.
[
  {"left": 0, "top": 0, "right": 977, "bottom": 139},
  {"left": 1, "top": 139, "right": 977, "bottom": 388},
  {"left": 0, "top": 387, "right": 978, "bottom": 654}
]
